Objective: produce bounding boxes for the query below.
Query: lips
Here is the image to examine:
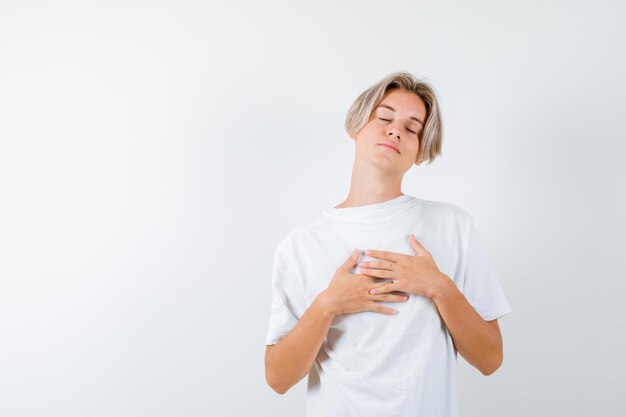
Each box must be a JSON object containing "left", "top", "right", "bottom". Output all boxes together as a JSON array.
[{"left": 378, "top": 142, "right": 400, "bottom": 154}]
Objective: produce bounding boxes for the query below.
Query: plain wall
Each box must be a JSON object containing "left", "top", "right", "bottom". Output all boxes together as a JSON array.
[{"left": 1, "top": 0, "right": 624, "bottom": 416}]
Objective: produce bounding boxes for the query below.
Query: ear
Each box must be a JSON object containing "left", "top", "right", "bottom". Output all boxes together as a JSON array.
[
  {"left": 348, "top": 131, "right": 357, "bottom": 141},
  {"left": 414, "top": 158, "right": 422, "bottom": 166}
]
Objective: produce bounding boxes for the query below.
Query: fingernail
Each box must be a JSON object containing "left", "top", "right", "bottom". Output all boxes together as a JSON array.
[{"left": 370, "top": 289, "right": 376, "bottom": 294}]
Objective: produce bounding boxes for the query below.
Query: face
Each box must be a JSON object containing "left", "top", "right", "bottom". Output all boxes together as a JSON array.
[{"left": 349, "top": 88, "right": 427, "bottom": 175}]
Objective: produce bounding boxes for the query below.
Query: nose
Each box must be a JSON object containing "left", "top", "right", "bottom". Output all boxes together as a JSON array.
[{"left": 386, "top": 124, "right": 402, "bottom": 141}]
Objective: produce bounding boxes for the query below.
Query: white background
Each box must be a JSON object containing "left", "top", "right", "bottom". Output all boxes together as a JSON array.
[{"left": 1, "top": 0, "right": 624, "bottom": 416}]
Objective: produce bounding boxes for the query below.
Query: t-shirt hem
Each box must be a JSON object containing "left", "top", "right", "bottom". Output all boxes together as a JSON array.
[
  {"left": 482, "top": 308, "right": 513, "bottom": 321},
  {"left": 265, "top": 332, "right": 287, "bottom": 346}
]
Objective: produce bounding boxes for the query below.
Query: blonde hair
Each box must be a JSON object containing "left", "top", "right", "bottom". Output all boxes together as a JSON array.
[{"left": 344, "top": 71, "right": 443, "bottom": 164}]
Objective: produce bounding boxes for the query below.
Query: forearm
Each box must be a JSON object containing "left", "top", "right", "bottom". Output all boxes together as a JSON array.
[
  {"left": 265, "top": 292, "right": 335, "bottom": 394},
  {"left": 430, "top": 274, "right": 503, "bottom": 375}
]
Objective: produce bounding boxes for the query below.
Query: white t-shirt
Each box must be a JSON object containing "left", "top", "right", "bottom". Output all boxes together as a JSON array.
[{"left": 265, "top": 194, "right": 512, "bottom": 417}]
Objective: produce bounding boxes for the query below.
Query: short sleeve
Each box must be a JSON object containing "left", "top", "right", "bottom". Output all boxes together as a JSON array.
[
  {"left": 264, "top": 246, "right": 303, "bottom": 345},
  {"left": 460, "top": 214, "right": 513, "bottom": 321}
]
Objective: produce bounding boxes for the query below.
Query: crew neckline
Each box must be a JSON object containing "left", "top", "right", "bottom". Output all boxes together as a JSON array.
[{"left": 323, "top": 194, "right": 415, "bottom": 221}]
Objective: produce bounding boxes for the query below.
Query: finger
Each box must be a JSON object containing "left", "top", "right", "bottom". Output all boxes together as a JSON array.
[
  {"left": 369, "top": 282, "right": 398, "bottom": 295},
  {"left": 360, "top": 267, "right": 392, "bottom": 279},
  {"left": 368, "top": 302, "right": 398, "bottom": 315},
  {"left": 409, "top": 234, "right": 429, "bottom": 256},
  {"left": 388, "top": 290, "right": 410, "bottom": 296},
  {"left": 341, "top": 248, "right": 360, "bottom": 272},
  {"left": 359, "top": 260, "right": 395, "bottom": 270},
  {"left": 361, "top": 275, "right": 391, "bottom": 286},
  {"left": 365, "top": 249, "right": 403, "bottom": 262},
  {"left": 370, "top": 293, "right": 409, "bottom": 303}
]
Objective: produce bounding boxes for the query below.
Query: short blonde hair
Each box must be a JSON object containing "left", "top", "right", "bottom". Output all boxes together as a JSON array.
[{"left": 344, "top": 71, "right": 443, "bottom": 164}]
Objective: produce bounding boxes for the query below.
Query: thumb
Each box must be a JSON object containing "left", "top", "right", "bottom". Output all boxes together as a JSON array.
[
  {"left": 409, "top": 234, "right": 427, "bottom": 256},
  {"left": 341, "top": 248, "right": 360, "bottom": 271}
]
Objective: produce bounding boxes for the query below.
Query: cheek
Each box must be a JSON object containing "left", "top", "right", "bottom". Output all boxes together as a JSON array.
[
  {"left": 406, "top": 140, "right": 420, "bottom": 153},
  {"left": 357, "top": 124, "right": 380, "bottom": 141}
]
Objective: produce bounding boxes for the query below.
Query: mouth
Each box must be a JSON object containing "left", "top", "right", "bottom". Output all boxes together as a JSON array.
[{"left": 378, "top": 143, "right": 400, "bottom": 154}]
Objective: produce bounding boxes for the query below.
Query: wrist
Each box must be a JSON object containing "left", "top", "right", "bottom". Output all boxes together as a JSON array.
[
  {"left": 314, "top": 290, "right": 338, "bottom": 319},
  {"left": 428, "top": 273, "right": 454, "bottom": 300}
]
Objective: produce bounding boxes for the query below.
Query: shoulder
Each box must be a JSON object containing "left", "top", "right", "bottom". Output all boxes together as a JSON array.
[
  {"left": 412, "top": 195, "right": 472, "bottom": 225},
  {"left": 274, "top": 218, "right": 330, "bottom": 255}
]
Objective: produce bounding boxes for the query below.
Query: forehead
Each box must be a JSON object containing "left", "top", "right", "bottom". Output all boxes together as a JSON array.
[{"left": 377, "top": 89, "right": 426, "bottom": 122}]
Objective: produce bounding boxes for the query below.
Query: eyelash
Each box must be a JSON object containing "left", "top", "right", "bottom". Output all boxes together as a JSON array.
[{"left": 378, "top": 118, "right": 417, "bottom": 135}]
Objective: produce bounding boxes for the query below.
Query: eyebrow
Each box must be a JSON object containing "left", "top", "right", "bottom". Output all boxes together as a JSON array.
[{"left": 376, "top": 104, "right": 423, "bottom": 126}]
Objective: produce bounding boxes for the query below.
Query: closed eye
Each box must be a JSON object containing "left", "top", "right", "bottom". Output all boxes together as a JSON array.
[{"left": 378, "top": 118, "right": 417, "bottom": 135}]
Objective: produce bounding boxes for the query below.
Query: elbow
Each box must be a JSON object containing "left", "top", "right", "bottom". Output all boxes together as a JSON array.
[
  {"left": 480, "top": 364, "right": 499, "bottom": 376},
  {"left": 265, "top": 368, "right": 291, "bottom": 395},
  {"left": 271, "top": 384, "right": 289, "bottom": 395},
  {"left": 266, "top": 375, "right": 290, "bottom": 395},
  {"left": 265, "top": 346, "right": 292, "bottom": 394},
  {"left": 480, "top": 354, "right": 503, "bottom": 376},
  {"left": 481, "top": 335, "right": 504, "bottom": 376}
]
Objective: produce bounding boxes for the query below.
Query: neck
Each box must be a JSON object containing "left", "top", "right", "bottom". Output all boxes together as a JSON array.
[{"left": 335, "top": 158, "right": 404, "bottom": 208}]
